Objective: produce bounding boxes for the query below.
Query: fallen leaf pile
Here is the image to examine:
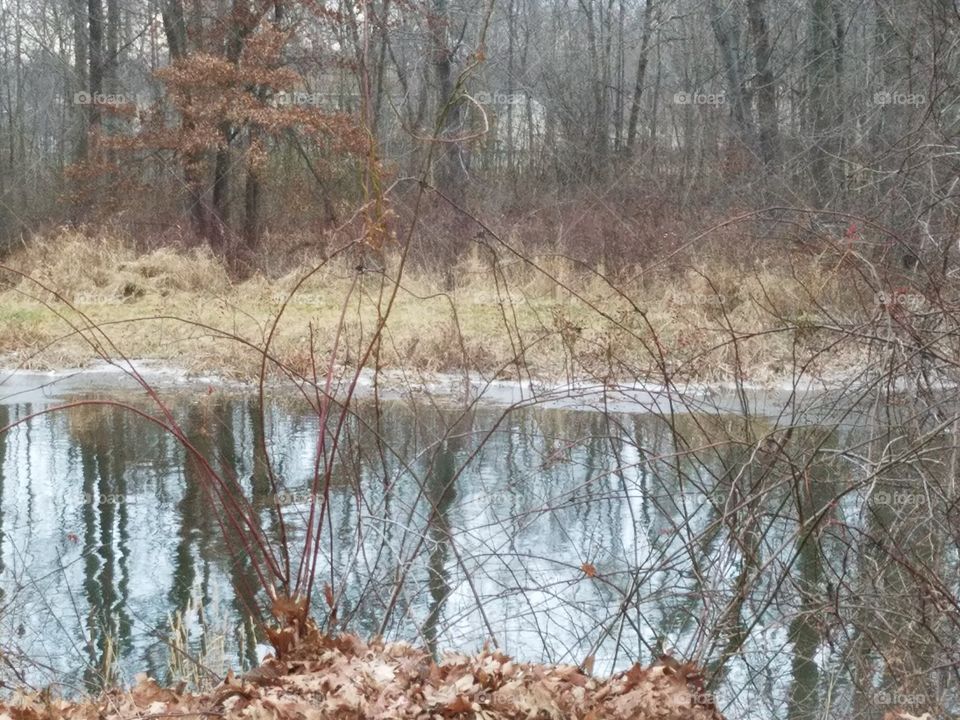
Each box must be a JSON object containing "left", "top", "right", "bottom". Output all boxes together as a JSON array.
[{"left": 0, "top": 634, "right": 725, "bottom": 720}]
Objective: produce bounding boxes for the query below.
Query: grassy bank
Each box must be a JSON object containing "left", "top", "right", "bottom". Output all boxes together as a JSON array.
[{"left": 0, "top": 230, "right": 864, "bottom": 384}]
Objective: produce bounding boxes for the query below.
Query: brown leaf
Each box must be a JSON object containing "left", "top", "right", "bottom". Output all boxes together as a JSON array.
[
  {"left": 444, "top": 694, "right": 473, "bottom": 714},
  {"left": 581, "top": 563, "right": 597, "bottom": 578},
  {"left": 130, "top": 677, "right": 178, "bottom": 707},
  {"left": 622, "top": 663, "right": 648, "bottom": 691}
]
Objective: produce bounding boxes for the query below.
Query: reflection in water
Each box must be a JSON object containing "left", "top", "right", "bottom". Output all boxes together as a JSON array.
[
  {"left": 70, "top": 407, "right": 134, "bottom": 689},
  {"left": 0, "top": 393, "right": 956, "bottom": 719},
  {"left": 422, "top": 432, "right": 460, "bottom": 656},
  {"left": 0, "top": 404, "right": 5, "bottom": 604},
  {"left": 785, "top": 464, "right": 831, "bottom": 720}
]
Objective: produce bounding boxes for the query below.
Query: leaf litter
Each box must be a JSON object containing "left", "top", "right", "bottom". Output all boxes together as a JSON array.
[{"left": 0, "top": 631, "right": 729, "bottom": 720}]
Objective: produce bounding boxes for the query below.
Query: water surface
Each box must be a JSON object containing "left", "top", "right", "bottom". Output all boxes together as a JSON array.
[{"left": 0, "top": 378, "right": 954, "bottom": 719}]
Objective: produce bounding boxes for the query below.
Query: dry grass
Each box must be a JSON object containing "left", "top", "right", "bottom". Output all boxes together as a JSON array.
[{"left": 0, "top": 229, "right": 862, "bottom": 383}]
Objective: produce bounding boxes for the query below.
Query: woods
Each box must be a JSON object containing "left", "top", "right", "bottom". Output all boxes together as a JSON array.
[{"left": 0, "top": 0, "right": 956, "bottom": 270}]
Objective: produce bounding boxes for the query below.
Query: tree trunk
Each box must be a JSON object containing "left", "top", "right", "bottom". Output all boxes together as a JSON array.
[
  {"left": 211, "top": 132, "right": 231, "bottom": 249},
  {"left": 506, "top": 0, "right": 515, "bottom": 178},
  {"left": 159, "top": 0, "right": 214, "bottom": 242},
  {"left": 210, "top": 0, "right": 263, "bottom": 251},
  {"left": 159, "top": 0, "right": 188, "bottom": 59},
  {"left": 708, "top": 0, "right": 753, "bottom": 147},
  {"left": 243, "top": 148, "right": 261, "bottom": 251},
  {"left": 87, "top": 0, "right": 104, "bottom": 136},
  {"left": 747, "top": 0, "right": 778, "bottom": 165},
  {"left": 626, "top": 0, "right": 655, "bottom": 151},
  {"left": 106, "top": 0, "right": 119, "bottom": 83},
  {"left": 613, "top": 0, "right": 625, "bottom": 151},
  {"left": 577, "top": 0, "right": 606, "bottom": 178},
  {"left": 71, "top": 0, "right": 88, "bottom": 163},
  {"left": 598, "top": 0, "right": 615, "bottom": 170},
  {"left": 808, "top": 0, "right": 836, "bottom": 202},
  {"left": 429, "top": 0, "right": 466, "bottom": 203}
]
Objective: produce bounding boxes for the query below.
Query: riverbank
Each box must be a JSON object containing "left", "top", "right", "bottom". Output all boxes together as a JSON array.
[{"left": 0, "top": 230, "right": 869, "bottom": 386}]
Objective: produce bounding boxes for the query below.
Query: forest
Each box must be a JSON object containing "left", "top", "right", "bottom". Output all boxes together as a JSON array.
[{"left": 0, "top": 0, "right": 954, "bottom": 269}]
